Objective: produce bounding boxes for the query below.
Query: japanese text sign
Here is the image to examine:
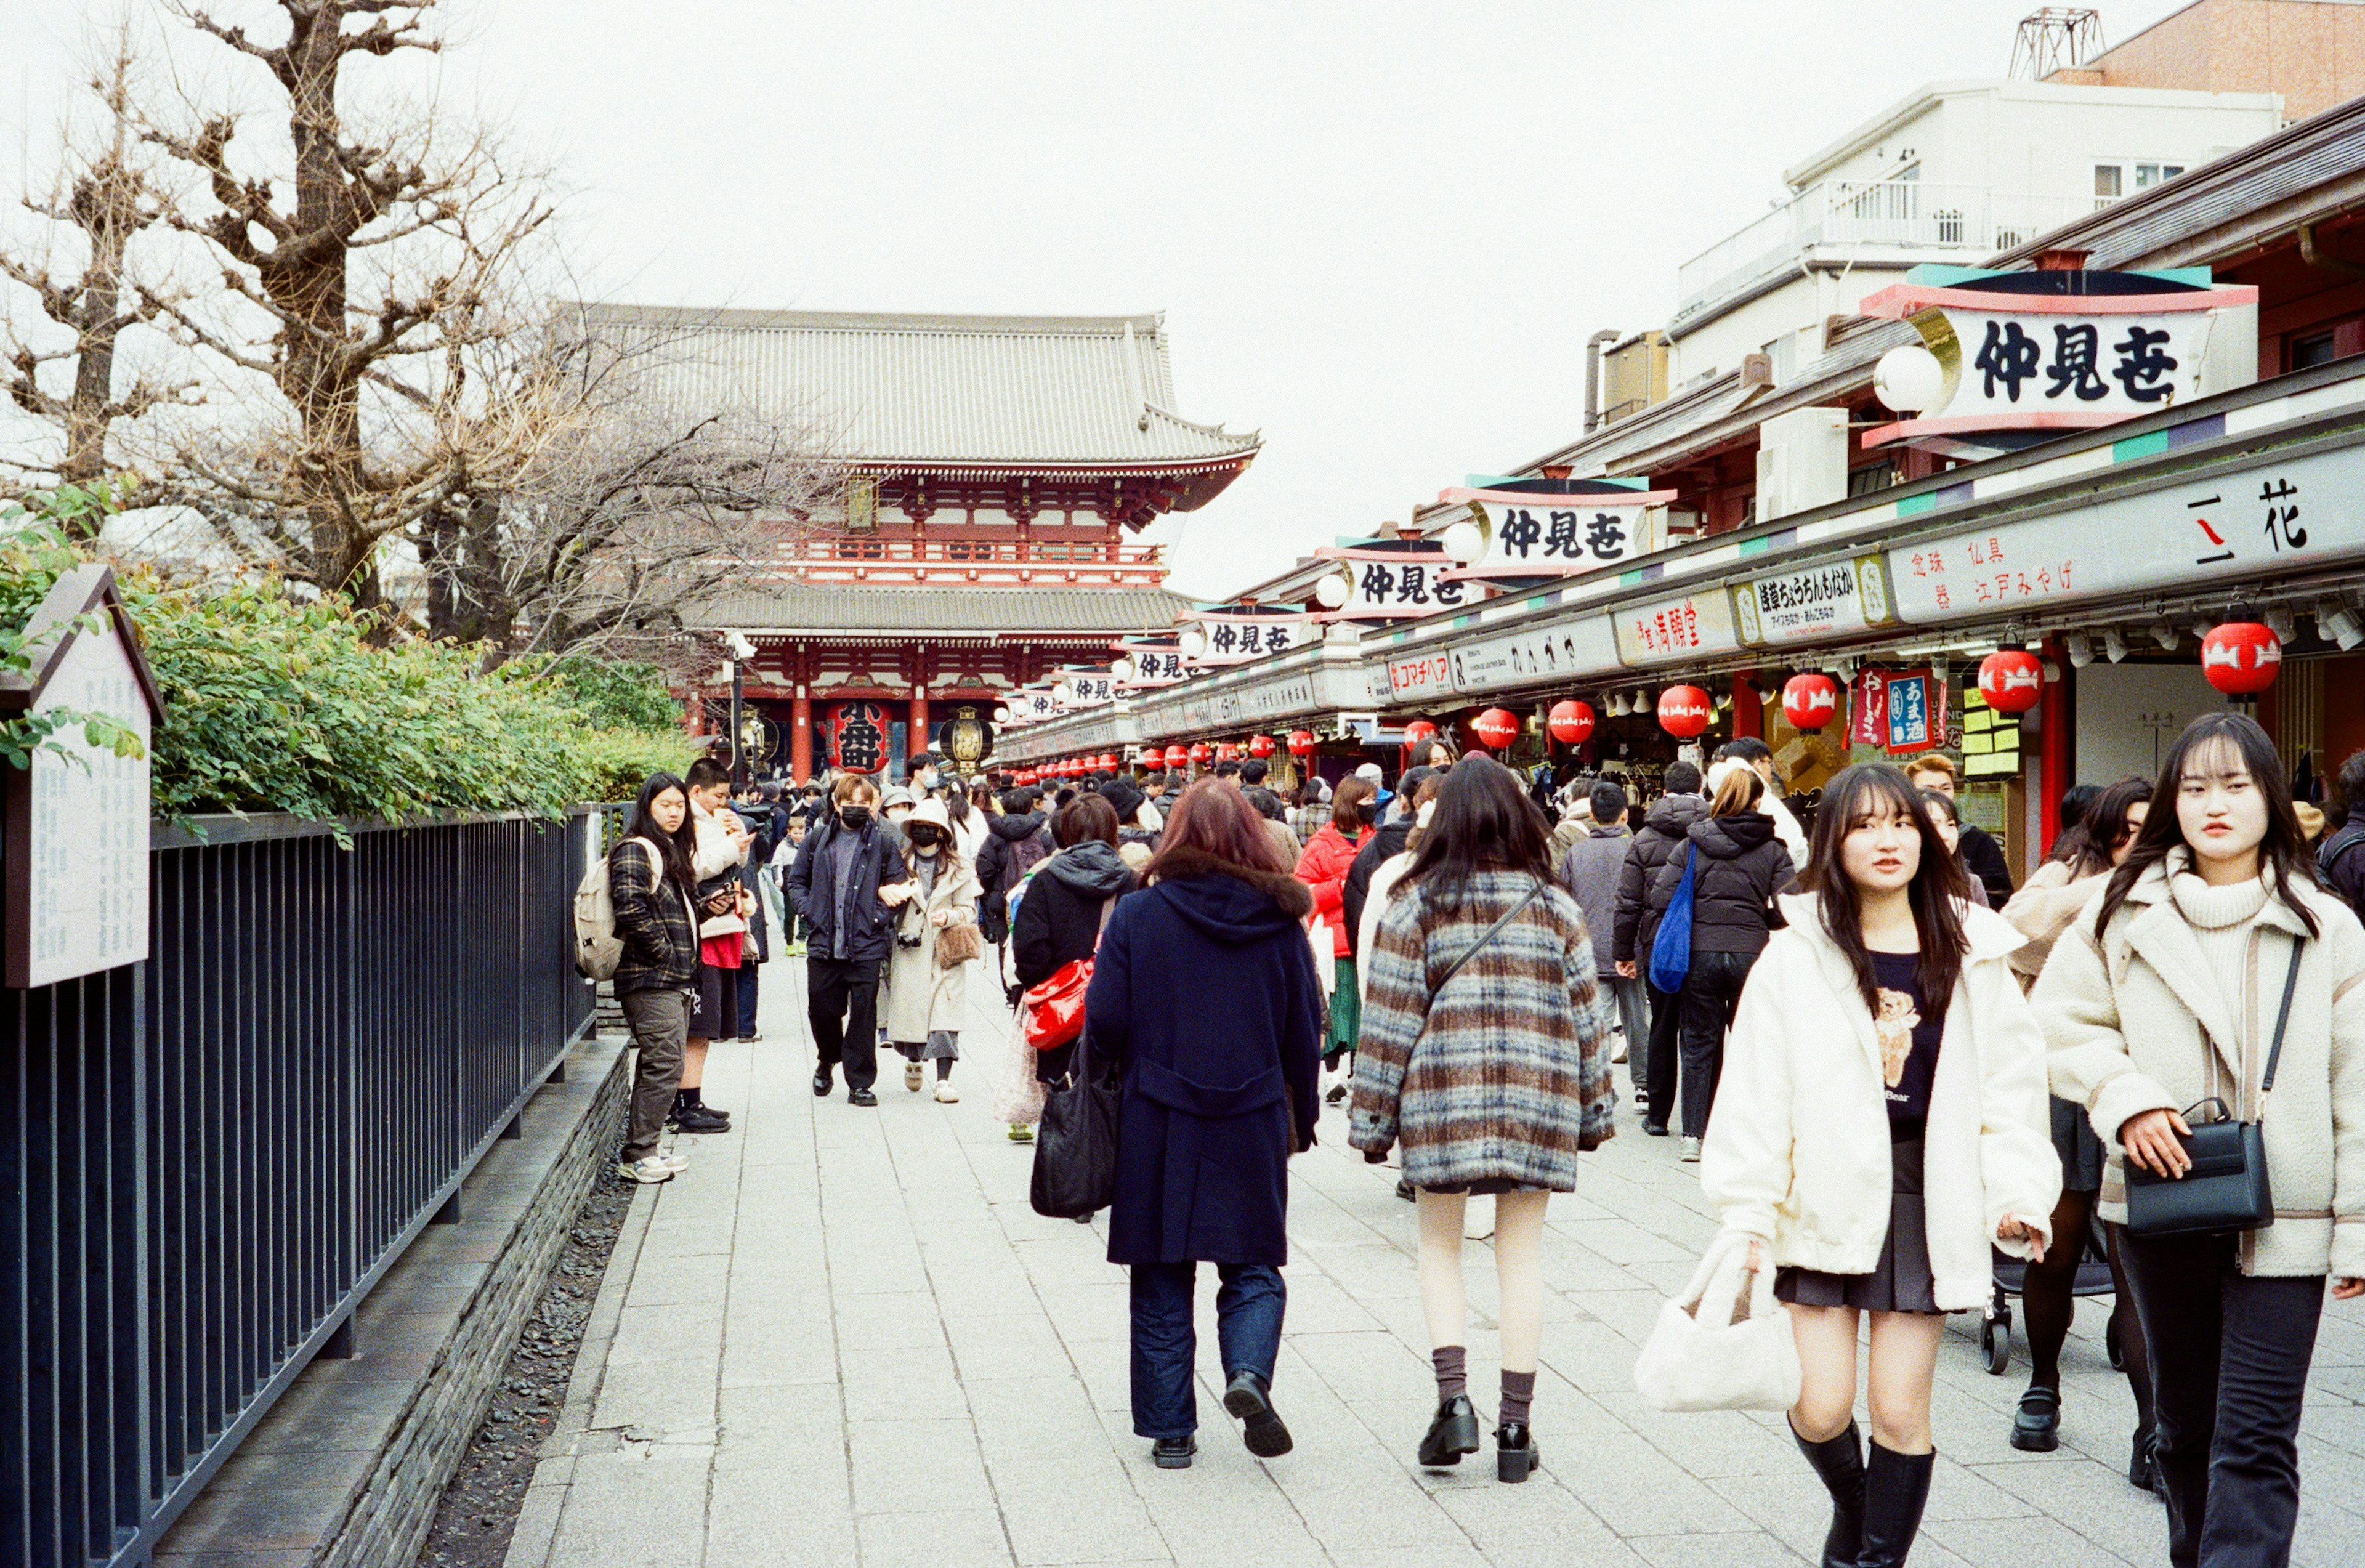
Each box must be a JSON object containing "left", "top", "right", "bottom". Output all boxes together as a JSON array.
[
  {"left": 1186, "top": 614, "right": 1316, "bottom": 666},
  {"left": 1609, "top": 591, "right": 1738, "bottom": 668},
  {"left": 1436, "top": 487, "right": 1673, "bottom": 580},
  {"left": 1314, "top": 546, "right": 1467, "bottom": 620},
  {"left": 1731, "top": 554, "right": 1896, "bottom": 646}
]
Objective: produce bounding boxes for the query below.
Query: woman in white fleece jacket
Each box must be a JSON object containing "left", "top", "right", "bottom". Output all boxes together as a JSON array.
[
  {"left": 2034, "top": 712, "right": 2365, "bottom": 1568},
  {"left": 1702, "top": 764, "right": 2057, "bottom": 1568}
]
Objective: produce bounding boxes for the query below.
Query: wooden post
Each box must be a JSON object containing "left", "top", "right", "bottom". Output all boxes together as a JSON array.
[{"left": 1733, "top": 669, "right": 1762, "bottom": 740}]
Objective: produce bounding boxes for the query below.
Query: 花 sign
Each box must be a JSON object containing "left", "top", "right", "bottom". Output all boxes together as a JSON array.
[
  {"left": 1, "top": 566, "right": 161, "bottom": 989},
  {"left": 1436, "top": 485, "right": 1673, "bottom": 579},
  {"left": 1859, "top": 269, "right": 2255, "bottom": 447}
]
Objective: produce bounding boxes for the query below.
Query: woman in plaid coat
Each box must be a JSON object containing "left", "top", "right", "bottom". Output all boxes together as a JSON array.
[{"left": 1349, "top": 754, "right": 1616, "bottom": 1483}]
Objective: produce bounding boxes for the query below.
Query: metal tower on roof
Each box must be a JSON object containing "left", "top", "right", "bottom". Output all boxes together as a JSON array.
[{"left": 2011, "top": 7, "right": 2104, "bottom": 80}]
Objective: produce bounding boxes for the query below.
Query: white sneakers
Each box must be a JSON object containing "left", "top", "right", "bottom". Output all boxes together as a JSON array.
[
  {"left": 934, "top": 1079, "right": 960, "bottom": 1103},
  {"left": 620, "top": 1153, "right": 687, "bottom": 1184},
  {"left": 1680, "top": 1137, "right": 1702, "bottom": 1164}
]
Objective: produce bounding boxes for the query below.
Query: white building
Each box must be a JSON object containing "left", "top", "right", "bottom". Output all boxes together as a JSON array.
[{"left": 1667, "top": 79, "right": 2282, "bottom": 395}]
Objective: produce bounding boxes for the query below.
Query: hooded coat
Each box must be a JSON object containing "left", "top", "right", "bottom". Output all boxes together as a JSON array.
[
  {"left": 975, "top": 809, "right": 1053, "bottom": 944},
  {"left": 1702, "top": 894, "right": 2060, "bottom": 1309},
  {"left": 1649, "top": 810, "right": 1797, "bottom": 957},
  {"left": 1614, "top": 792, "right": 1706, "bottom": 964},
  {"left": 1011, "top": 839, "right": 1138, "bottom": 988},
  {"left": 884, "top": 802, "right": 982, "bottom": 1043},
  {"left": 1295, "top": 823, "right": 1372, "bottom": 958},
  {"left": 1087, "top": 848, "right": 1323, "bottom": 1267}
]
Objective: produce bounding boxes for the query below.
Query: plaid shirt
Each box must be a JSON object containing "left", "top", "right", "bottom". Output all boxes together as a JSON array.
[{"left": 610, "top": 836, "right": 698, "bottom": 998}]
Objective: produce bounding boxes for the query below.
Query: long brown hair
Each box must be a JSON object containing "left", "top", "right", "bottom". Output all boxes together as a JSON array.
[
  {"left": 1142, "top": 778, "right": 1296, "bottom": 880},
  {"left": 2095, "top": 711, "right": 2321, "bottom": 939},
  {"left": 1803, "top": 764, "right": 1970, "bottom": 1017},
  {"left": 2055, "top": 777, "right": 2153, "bottom": 879}
]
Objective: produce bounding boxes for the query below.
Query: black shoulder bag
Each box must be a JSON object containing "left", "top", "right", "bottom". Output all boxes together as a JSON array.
[{"left": 2124, "top": 937, "right": 2304, "bottom": 1238}]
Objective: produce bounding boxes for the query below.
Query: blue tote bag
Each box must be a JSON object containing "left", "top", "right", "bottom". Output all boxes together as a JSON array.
[{"left": 1647, "top": 846, "right": 1697, "bottom": 994}]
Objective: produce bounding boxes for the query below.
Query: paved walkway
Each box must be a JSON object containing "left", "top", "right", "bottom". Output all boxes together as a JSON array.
[{"left": 506, "top": 963, "right": 2365, "bottom": 1568}]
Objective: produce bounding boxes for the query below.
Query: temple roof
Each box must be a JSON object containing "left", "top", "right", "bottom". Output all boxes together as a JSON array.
[
  {"left": 569, "top": 304, "right": 1262, "bottom": 477},
  {"left": 684, "top": 581, "right": 1192, "bottom": 638}
]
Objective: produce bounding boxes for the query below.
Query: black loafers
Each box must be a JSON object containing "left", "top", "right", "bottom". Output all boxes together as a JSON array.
[
  {"left": 1497, "top": 1422, "right": 1540, "bottom": 1483},
  {"left": 2010, "top": 1386, "right": 2061, "bottom": 1452},
  {"left": 1152, "top": 1435, "right": 1196, "bottom": 1469},
  {"left": 1223, "top": 1370, "right": 1293, "bottom": 1458},
  {"left": 1418, "top": 1395, "right": 1481, "bottom": 1467},
  {"left": 812, "top": 1068, "right": 833, "bottom": 1097},
  {"left": 848, "top": 1088, "right": 878, "bottom": 1107}
]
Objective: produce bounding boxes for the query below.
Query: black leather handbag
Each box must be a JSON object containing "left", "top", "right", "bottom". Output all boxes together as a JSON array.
[{"left": 2124, "top": 940, "right": 2303, "bottom": 1239}]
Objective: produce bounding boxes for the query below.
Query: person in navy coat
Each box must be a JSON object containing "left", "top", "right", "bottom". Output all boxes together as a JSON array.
[{"left": 1084, "top": 778, "right": 1323, "bottom": 1471}]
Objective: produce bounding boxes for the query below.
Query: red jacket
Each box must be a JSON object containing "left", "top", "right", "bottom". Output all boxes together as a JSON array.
[{"left": 1294, "top": 823, "right": 1371, "bottom": 956}]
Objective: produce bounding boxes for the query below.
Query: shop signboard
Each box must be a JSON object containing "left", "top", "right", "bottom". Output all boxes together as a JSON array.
[
  {"left": 1053, "top": 669, "right": 1118, "bottom": 709},
  {"left": 1960, "top": 689, "right": 2024, "bottom": 780},
  {"left": 1847, "top": 667, "right": 1944, "bottom": 757},
  {"left": 1610, "top": 590, "right": 1739, "bottom": 669},
  {"left": 1388, "top": 649, "right": 1453, "bottom": 702},
  {"left": 1858, "top": 270, "right": 2255, "bottom": 448},
  {"left": 1004, "top": 687, "right": 1061, "bottom": 725},
  {"left": 1184, "top": 612, "right": 1316, "bottom": 667},
  {"left": 1731, "top": 553, "right": 1898, "bottom": 646},
  {"left": 1450, "top": 619, "right": 1621, "bottom": 695},
  {"left": 1311, "top": 544, "right": 1469, "bottom": 620},
  {"left": 1885, "top": 438, "right": 2365, "bottom": 624},
  {"left": 1115, "top": 644, "right": 1189, "bottom": 688},
  {"left": 1434, "top": 485, "right": 1675, "bottom": 580}
]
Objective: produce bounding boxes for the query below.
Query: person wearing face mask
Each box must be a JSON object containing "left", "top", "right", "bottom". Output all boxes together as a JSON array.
[
  {"left": 2037, "top": 713, "right": 2365, "bottom": 1567},
  {"left": 1703, "top": 763, "right": 2057, "bottom": 1568},
  {"left": 1995, "top": 777, "right": 2156, "bottom": 1479},
  {"left": 885, "top": 798, "right": 982, "bottom": 1102},
  {"left": 785, "top": 774, "right": 913, "bottom": 1106}
]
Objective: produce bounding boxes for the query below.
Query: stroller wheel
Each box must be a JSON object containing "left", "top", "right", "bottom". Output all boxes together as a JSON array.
[
  {"left": 1981, "top": 1310, "right": 2013, "bottom": 1376},
  {"left": 2106, "top": 1311, "right": 2126, "bottom": 1372}
]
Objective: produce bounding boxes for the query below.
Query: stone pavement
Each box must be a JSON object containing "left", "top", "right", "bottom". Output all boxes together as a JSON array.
[{"left": 504, "top": 963, "right": 2365, "bottom": 1568}]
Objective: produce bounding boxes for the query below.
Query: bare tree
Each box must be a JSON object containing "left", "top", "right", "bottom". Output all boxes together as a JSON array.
[
  {"left": 422, "top": 310, "right": 843, "bottom": 668},
  {"left": 142, "top": 0, "right": 556, "bottom": 605},
  {"left": 0, "top": 27, "right": 196, "bottom": 504}
]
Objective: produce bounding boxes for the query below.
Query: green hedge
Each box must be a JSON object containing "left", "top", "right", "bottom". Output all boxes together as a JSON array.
[{"left": 1, "top": 487, "right": 698, "bottom": 822}]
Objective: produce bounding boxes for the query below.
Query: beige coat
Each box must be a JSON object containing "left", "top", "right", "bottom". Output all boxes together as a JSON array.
[
  {"left": 2035, "top": 857, "right": 2365, "bottom": 1278},
  {"left": 1999, "top": 858, "right": 2106, "bottom": 994},
  {"left": 884, "top": 847, "right": 980, "bottom": 1043},
  {"left": 1700, "top": 894, "right": 2060, "bottom": 1311}
]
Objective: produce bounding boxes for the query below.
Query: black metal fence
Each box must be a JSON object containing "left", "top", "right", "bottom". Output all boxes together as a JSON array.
[{"left": 1, "top": 807, "right": 599, "bottom": 1568}]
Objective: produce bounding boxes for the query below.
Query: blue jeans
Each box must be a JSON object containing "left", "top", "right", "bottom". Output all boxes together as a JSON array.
[{"left": 1128, "top": 1262, "right": 1285, "bottom": 1439}]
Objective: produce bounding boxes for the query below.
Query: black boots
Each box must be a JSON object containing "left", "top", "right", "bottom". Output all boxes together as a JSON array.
[
  {"left": 1790, "top": 1419, "right": 1866, "bottom": 1568},
  {"left": 1856, "top": 1442, "right": 1934, "bottom": 1568},
  {"left": 1417, "top": 1395, "right": 1481, "bottom": 1466},
  {"left": 1151, "top": 1435, "right": 1195, "bottom": 1469}
]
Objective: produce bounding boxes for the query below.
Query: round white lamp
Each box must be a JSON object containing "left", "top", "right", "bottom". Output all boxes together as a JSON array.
[
  {"left": 1441, "top": 520, "right": 1485, "bottom": 565},
  {"left": 1874, "top": 344, "right": 1946, "bottom": 415}
]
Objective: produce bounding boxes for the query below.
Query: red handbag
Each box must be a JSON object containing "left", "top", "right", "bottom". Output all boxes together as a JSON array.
[{"left": 1021, "top": 895, "right": 1115, "bottom": 1052}]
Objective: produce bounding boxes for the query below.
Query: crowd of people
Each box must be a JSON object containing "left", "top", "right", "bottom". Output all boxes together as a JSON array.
[{"left": 596, "top": 714, "right": 2365, "bottom": 1564}]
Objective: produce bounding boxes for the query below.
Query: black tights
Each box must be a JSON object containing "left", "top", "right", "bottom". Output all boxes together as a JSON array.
[{"left": 2019, "top": 1188, "right": 2155, "bottom": 1431}]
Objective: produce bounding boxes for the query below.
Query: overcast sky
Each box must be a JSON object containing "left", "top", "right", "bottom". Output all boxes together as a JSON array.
[{"left": 1, "top": 0, "right": 2196, "bottom": 596}]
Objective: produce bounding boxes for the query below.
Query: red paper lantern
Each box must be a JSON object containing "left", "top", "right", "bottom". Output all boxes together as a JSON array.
[
  {"left": 1287, "top": 730, "right": 1316, "bottom": 758},
  {"left": 1402, "top": 719, "right": 1439, "bottom": 753},
  {"left": 2201, "top": 621, "right": 2281, "bottom": 695},
  {"left": 1139, "top": 746, "right": 1165, "bottom": 770},
  {"left": 1547, "top": 699, "right": 1595, "bottom": 746},
  {"left": 1248, "top": 733, "right": 1275, "bottom": 758},
  {"left": 1188, "top": 742, "right": 1213, "bottom": 765},
  {"left": 1782, "top": 673, "right": 1840, "bottom": 732},
  {"left": 1657, "top": 685, "right": 1713, "bottom": 738},
  {"left": 1978, "top": 650, "right": 2045, "bottom": 714},
  {"left": 1096, "top": 753, "right": 1118, "bottom": 771},
  {"left": 1471, "top": 708, "right": 1521, "bottom": 750}
]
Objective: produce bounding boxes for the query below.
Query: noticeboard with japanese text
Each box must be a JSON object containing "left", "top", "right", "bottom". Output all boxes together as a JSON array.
[
  {"left": 1959, "top": 688, "right": 2024, "bottom": 780},
  {"left": 1449, "top": 619, "right": 1621, "bottom": 695},
  {"left": 1884, "top": 440, "right": 2359, "bottom": 626},
  {"left": 1434, "top": 485, "right": 1674, "bottom": 580},
  {"left": 6, "top": 615, "right": 153, "bottom": 988},
  {"left": 1609, "top": 590, "right": 1738, "bottom": 668},
  {"left": 1856, "top": 270, "right": 2255, "bottom": 447},
  {"left": 1731, "top": 553, "right": 1898, "bottom": 647}
]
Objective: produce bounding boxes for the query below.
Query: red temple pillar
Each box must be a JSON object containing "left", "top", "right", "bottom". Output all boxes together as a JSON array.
[
  {"left": 791, "top": 687, "right": 813, "bottom": 783},
  {"left": 1732, "top": 668, "right": 1762, "bottom": 741},
  {"left": 910, "top": 689, "right": 931, "bottom": 758}
]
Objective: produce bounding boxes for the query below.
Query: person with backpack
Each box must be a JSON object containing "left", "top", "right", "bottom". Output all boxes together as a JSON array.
[
  {"left": 977, "top": 786, "right": 1054, "bottom": 995},
  {"left": 1615, "top": 762, "right": 1705, "bottom": 1137},
  {"left": 1350, "top": 756, "right": 1617, "bottom": 1483},
  {"left": 1652, "top": 762, "right": 1797, "bottom": 1162},
  {"left": 2319, "top": 746, "right": 2365, "bottom": 920},
  {"left": 606, "top": 774, "right": 702, "bottom": 1185}
]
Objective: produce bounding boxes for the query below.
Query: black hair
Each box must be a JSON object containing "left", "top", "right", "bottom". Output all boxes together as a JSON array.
[
  {"left": 1215, "top": 760, "right": 1242, "bottom": 779},
  {"left": 1802, "top": 764, "right": 1970, "bottom": 1020},
  {"left": 1590, "top": 780, "right": 1628, "bottom": 824},
  {"left": 1917, "top": 786, "right": 1960, "bottom": 826},
  {"left": 625, "top": 773, "right": 699, "bottom": 894},
  {"left": 2096, "top": 712, "right": 2321, "bottom": 938},
  {"left": 945, "top": 789, "right": 972, "bottom": 828},
  {"left": 2056, "top": 782, "right": 2102, "bottom": 839},
  {"left": 1716, "top": 737, "right": 1773, "bottom": 765},
  {"left": 1664, "top": 760, "right": 1702, "bottom": 794},
  {"left": 685, "top": 756, "right": 730, "bottom": 792},
  {"left": 1000, "top": 787, "right": 1034, "bottom": 815},
  {"left": 2052, "top": 777, "right": 2153, "bottom": 877},
  {"left": 1402, "top": 753, "right": 1559, "bottom": 899},
  {"left": 1240, "top": 758, "right": 1270, "bottom": 786},
  {"left": 2335, "top": 747, "right": 2365, "bottom": 831}
]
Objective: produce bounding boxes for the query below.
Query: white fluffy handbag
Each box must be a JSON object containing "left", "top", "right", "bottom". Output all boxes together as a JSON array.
[{"left": 1633, "top": 1233, "right": 1802, "bottom": 1413}]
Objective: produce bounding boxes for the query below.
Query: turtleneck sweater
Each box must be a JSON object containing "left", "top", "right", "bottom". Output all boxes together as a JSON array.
[{"left": 2167, "top": 850, "right": 2273, "bottom": 1089}]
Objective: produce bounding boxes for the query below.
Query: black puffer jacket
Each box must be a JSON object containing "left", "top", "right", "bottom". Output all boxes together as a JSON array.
[
  {"left": 975, "top": 810, "right": 1053, "bottom": 943},
  {"left": 1012, "top": 839, "right": 1138, "bottom": 987},
  {"left": 784, "top": 815, "right": 909, "bottom": 964},
  {"left": 1648, "top": 810, "right": 1795, "bottom": 957},
  {"left": 1614, "top": 793, "right": 1705, "bottom": 964}
]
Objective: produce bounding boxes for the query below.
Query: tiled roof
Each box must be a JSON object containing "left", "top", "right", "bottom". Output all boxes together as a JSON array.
[
  {"left": 567, "top": 304, "right": 1261, "bottom": 471},
  {"left": 684, "top": 582, "right": 1192, "bottom": 636}
]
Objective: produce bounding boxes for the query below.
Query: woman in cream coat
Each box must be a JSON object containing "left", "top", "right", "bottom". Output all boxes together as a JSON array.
[
  {"left": 884, "top": 798, "right": 983, "bottom": 1102},
  {"left": 1702, "top": 764, "right": 2058, "bottom": 1568},
  {"left": 2036, "top": 712, "right": 2365, "bottom": 1568}
]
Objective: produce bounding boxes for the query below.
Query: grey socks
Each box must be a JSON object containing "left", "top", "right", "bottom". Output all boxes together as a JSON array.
[
  {"left": 1500, "top": 1369, "right": 1535, "bottom": 1427},
  {"left": 1433, "top": 1346, "right": 1467, "bottom": 1402}
]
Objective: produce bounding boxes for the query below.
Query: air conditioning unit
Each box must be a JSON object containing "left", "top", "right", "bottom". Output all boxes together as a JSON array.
[{"left": 1753, "top": 406, "right": 1850, "bottom": 523}]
